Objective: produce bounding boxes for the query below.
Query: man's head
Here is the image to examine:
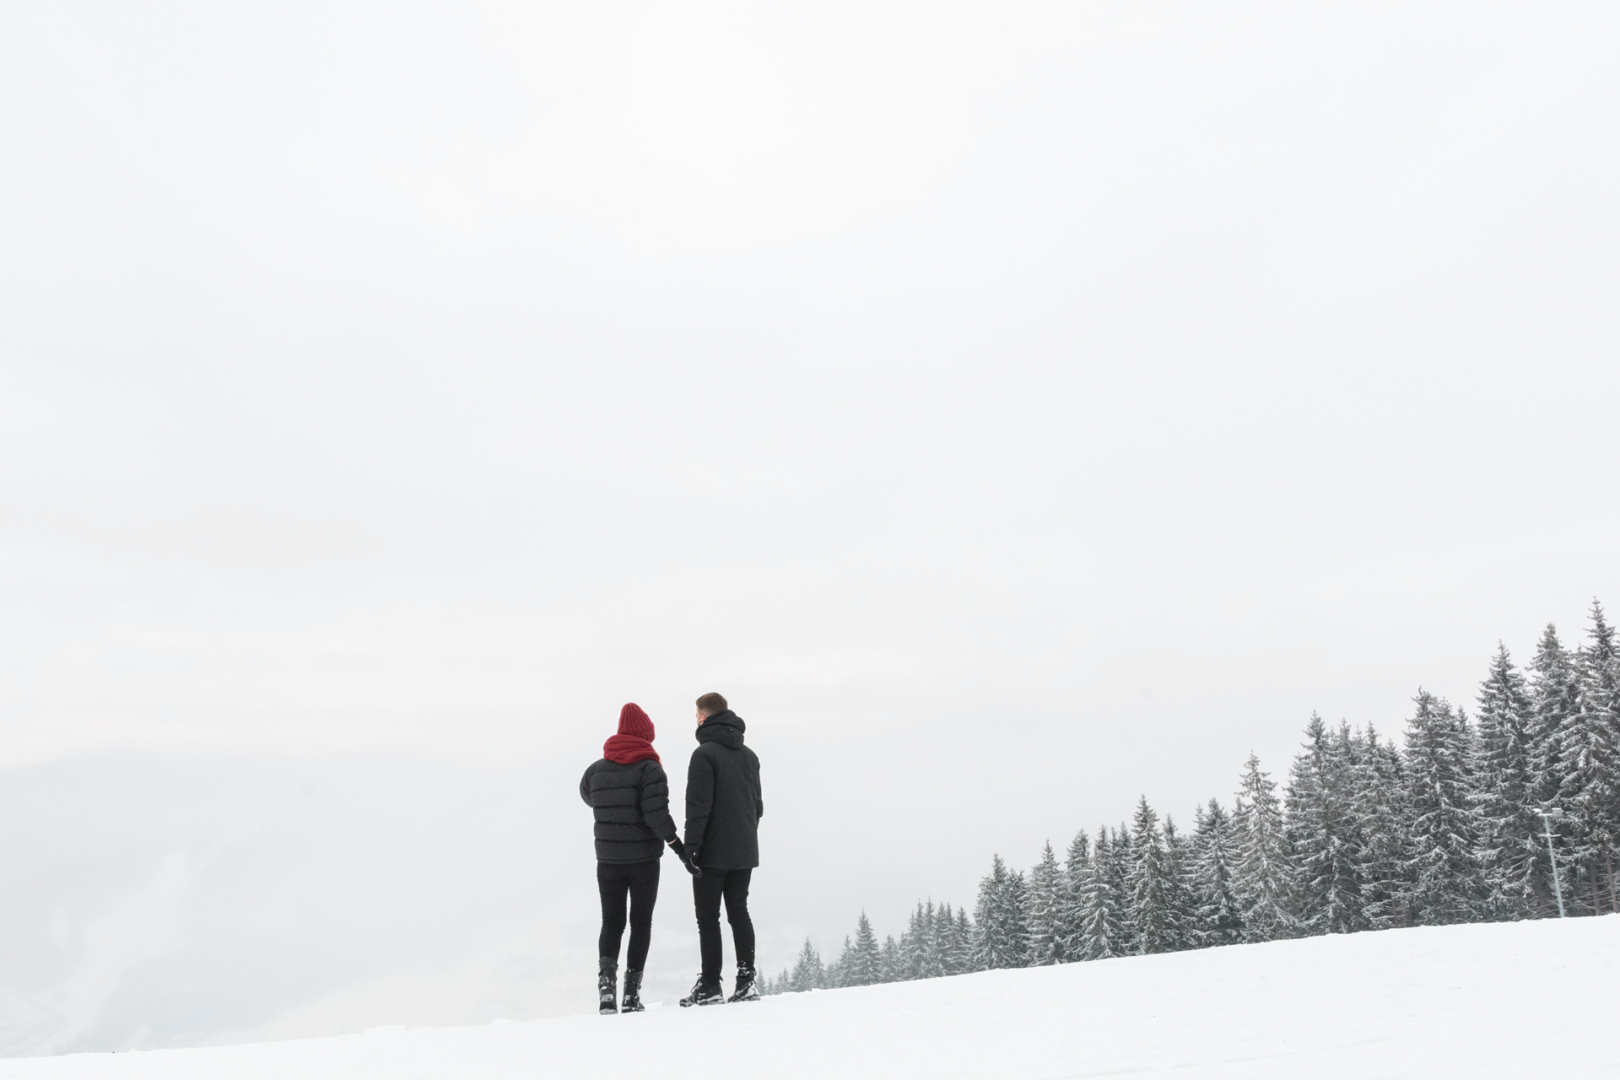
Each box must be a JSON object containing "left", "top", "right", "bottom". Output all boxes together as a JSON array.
[{"left": 694, "top": 692, "right": 727, "bottom": 725}]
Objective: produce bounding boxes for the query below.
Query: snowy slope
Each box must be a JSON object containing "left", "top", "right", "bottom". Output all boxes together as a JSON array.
[{"left": 2, "top": 916, "right": 1616, "bottom": 1079}]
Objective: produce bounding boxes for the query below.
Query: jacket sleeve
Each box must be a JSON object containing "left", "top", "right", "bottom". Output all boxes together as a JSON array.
[
  {"left": 580, "top": 761, "right": 597, "bottom": 807},
  {"left": 755, "top": 754, "right": 764, "bottom": 820},
  {"left": 684, "top": 748, "right": 714, "bottom": 849},
  {"left": 638, "top": 761, "right": 678, "bottom": 842}
]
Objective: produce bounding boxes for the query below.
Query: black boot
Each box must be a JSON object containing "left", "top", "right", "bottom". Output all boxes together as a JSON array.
[
  {"left": 679, "top": 973, "right": 724, "bottom": 1007},
  {"left": 621, "top": 969, "right": 645, "bottom": 1013},
  {"left": 727, "top": 964, "right": 760, "bottom": 1002},
  {"left": 598, "top": 957, "right": 618, "bottom": 1015}
]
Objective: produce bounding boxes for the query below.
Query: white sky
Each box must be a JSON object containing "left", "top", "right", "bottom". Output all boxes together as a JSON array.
[{"left": 1, "top": 0, "right": 1617, "bottom": 1053}]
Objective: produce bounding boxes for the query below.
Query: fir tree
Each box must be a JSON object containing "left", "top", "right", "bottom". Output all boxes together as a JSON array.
[
  {"left": 1075, "top": 826, "right": 1124, "bottom": 961},
  {"left": 1559, "top": 601, "right": 1620, "bottom": 914},
  {"left": 1059, "top": 829, "right": 1091, "bottom": 961},
  {"left": 1026, "top": 841, "right": 1065, "bottom": 965},
  {"left": 972, "top": 856, "right": 1030, "bottom": 969},
  {"left": 1355, "top": 723, "right": 1412, "bottom": 929},
  {"left": 848, "top": 911, "right": 881, "bottom": 986},
  {"left": 1286, "top": 714, "right": 1366, "bottom": 934},
  {"left": 1405, "top": 690, "right": 1485, "bottom": 924},
  {"left": 1528, "top": 623, "right": 1581, "bottom": 901},
  {"left": 1107, "top": 823, "right": 1137, "bottom": 952},
  {"left": 1190, "top": 798, "right": 1243, "bottom": 946},
  {"left": 789, "top": 938, "right": 824, "bottom": 992},
  {"left": 1472, "top": 644, "right": 1542, "bottom": 918},
  {"left": 1127, "top": 797, "right": 1178, "bottom": 954},
  {"left": 1161, "top": 814, "right": 1196, "bottom": 951},
  {"left": 878, "top": 934, "right": 902, "bottom": 982},
  {"left": 1232, "top": 753, "right": 1297, "bottom": 940}
]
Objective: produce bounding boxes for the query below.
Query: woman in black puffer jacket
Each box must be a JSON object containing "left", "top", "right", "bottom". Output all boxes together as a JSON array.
[{"left": 580, "top": 703, "right": 696, "bottom": 1014}]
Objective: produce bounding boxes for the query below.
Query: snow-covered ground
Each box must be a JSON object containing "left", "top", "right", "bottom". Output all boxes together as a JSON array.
[{"left": 2, "top": 916, "right": 1615, "bottom": 1079}]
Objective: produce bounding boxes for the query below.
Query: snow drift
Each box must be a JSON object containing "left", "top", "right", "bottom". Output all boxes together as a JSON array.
[{"left": 2, "top": 916, "right": 1615, "bottom": 1079}]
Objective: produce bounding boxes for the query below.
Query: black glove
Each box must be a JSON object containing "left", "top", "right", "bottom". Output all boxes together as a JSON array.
[{"left": 669, "top": 838, "right": 703, "bottom": 878}]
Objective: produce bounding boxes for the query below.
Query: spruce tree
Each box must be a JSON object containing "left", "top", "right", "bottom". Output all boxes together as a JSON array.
[
  {"left": 1232, "top": 753, "right": 1297, "bottom": 940},
  {"left": 878, "top": 934, "right": 902, "bottom": 982},
  {"left": 1190, "top": 798, "right": 1243, "bottom": 946},
  {"left": 1060, "top": 829, "right": 1091, "bottom": 961},
  {"left": 1286, "top": 714, "right": 1366, "bottom": 934},
  {"left": 1075, "top": 826, "right": 1124, "bottom": 960},
  {"left": 849, "top": 911, "right": 881, "bottom": 986},
  {"left": 1405, "top": 690, "right": 1485, "bottom": 924},
  {"left": 1161, "top": 814, "right": 1196, "bottom": 950},
  {"left": 972, "top": 855, "right": 1029, "bottom": 969},
  {"left": 1026, "top": 841, "right": 1065, "bottom": 965},
  {"left": 950, "top": 907, "right": 973, "bottom": 974},
  {"left": 1127, "top": 797, "right": 1178, "bottom": 954},
  {"left": 1472, "top": 644, "right": 1542, "bottom": 918},
  {"left": 1355, "top": 723, "right": 1412, "bottom": 929},
  {"left": 1528, "top": 623, "right": 1581, "bottom": 909},
  {"left": 1107, "top": 823, "right": 1137, "bottom": 952},
  {"left": 1559, "top": 601, "right": 1620, "bottom": 914},
  {"left": 789, "top": 938, "right": 824, "bottom": 992}
]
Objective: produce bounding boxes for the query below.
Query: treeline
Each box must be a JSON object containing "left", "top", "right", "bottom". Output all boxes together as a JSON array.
[{"left": 762, "top": 601, "right": 1620, "bottom": 994}]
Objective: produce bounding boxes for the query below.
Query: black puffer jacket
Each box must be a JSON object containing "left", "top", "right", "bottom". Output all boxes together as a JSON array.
[
  {"left": 684, "top": 711, "right": 763, "bottom": 869},
  {"left": 580, "top": 757, "right": 678, "bottom": 864}
]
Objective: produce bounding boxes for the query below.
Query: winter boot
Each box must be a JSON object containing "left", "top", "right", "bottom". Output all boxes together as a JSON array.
[
  {"left": 679, "top": 973, "right": 724, "bottom": 1007},
  {"left": 727, "top": 964, "right": 760, "bottom": 1003},
  {"left": 621, "top": 969, "right": 645, "bottom": 1013},
  {"left": 598, "top": 957, "right": 618, "bottom": 1015}
]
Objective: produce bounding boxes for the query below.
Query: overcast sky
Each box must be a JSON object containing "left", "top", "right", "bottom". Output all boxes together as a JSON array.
[{"left": 1, "top": 0, "right": 1617, "bottom": 1054}]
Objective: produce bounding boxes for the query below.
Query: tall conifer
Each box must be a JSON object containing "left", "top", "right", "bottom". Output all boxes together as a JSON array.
[{"left": 1232, "top": 754, "right": 1297, "bottom": 940}]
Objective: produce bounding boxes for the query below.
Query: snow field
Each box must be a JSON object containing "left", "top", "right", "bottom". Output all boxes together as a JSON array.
[{"left": 1, "top": 915, "right": 1615, "bottom": 1080}]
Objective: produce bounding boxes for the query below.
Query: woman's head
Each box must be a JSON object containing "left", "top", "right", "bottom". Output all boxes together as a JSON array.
[{"left": 618, "top": 702, "right": 655, "bottom": 741}]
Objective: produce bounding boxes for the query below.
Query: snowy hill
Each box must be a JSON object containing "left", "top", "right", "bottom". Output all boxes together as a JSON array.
[{"left": 2, "top": 917, "right": 1615, "bottom": 1079}]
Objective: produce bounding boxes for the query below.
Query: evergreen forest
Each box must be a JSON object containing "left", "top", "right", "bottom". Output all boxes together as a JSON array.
[{"left": 762, "top": 601, "right": 1620, "bottom": 994}]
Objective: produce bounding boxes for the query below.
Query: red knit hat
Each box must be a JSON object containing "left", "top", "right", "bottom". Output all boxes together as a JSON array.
[{"left": 618, "top": 702, "right": 655, "bottom": 741}]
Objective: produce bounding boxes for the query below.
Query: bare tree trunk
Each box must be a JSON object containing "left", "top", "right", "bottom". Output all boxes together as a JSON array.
[{"left": 1608, "top": 850, "right": 1617, "bottom": 915}]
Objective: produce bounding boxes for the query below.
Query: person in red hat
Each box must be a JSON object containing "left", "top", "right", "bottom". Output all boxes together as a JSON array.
[{"left": 580, "top": 703, "right": 699, "bottom": 1014}]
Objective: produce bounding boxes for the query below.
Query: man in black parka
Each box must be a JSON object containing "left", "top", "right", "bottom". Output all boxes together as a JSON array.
[{"left": 680, "top": 691, "right": 764, "bottom": 1007}]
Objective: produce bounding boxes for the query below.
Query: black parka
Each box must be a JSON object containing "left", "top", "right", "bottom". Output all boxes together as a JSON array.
[
  {"left": 580, "top": 757, "right": 678, "bottom": 864},
  {"left": 683, "top": 710, "right": 763, "bottom": 869}
]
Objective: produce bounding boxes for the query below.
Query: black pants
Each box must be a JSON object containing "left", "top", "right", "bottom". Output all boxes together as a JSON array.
[
  {"left": 598, "top": 858, "right": 660, "bottom": 971},
  {"left": 693, "top": 867, "right": 754, "bottom": 979}
]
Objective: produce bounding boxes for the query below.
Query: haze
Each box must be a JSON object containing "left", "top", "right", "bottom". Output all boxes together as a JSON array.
[{"left": 1, "top": 1, "right": 1616, "bottom": 1054}]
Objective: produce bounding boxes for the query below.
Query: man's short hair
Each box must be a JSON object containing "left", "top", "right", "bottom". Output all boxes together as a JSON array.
[{"left": 695, "top": 692, "right": 727, "bottom": 716}]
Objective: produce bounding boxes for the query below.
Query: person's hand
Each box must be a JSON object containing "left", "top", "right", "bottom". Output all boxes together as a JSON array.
[
  {"left": 669, "top": 838, "right": 702, "bottom": 878},
  {"left": 684, "top": 845, "right": 703, "bottom": 878}
]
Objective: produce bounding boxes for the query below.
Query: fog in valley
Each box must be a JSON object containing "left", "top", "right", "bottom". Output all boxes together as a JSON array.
[{"left": 1, "top": 2, "right": 1617, "bottom": 1053}]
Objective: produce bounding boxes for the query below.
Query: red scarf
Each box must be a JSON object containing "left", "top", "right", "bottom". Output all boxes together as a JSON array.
[
  {"left": 604, "top": 703, "right": 660, "bottom": 764},
  {"left": 603, "top": 733, "right": 660, "bottom": 765}
]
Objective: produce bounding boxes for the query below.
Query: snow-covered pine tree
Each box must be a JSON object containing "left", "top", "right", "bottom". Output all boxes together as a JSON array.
[
  {"left": 1059, "top": 829, "right": 1090, "bottom": 961},
  {"left": 1190, "top": 798, "right": 1243, "bottom": 946},
  {"left": 952, "top": 907, "right": 973, "bottom": 973},
  {"left": 878, "top": 934, "right": 902, "bottom": 982},
  {"left": 1232, "top": 753, "right": 1297, "bottom": 941},
  {"left": 1527, "top": 623, "right": 1581, "bottom": 897},
  {"left": 1286, "top": 714, "right": 1366, "bottom": 935},
  {"left": 1026, "top": 840, "right": 1065, "bottom": 965},
  {"left": 919, "top": 900, "right": 945, "bottom": 979},
  {"left": 972, "top": 855, "right": 1022, "bottom": 969},
  {"left": 1472, "top": 644, "right": 1543, "bottom": 918},
  {"left": 1161, "top": 814, "right": 1196, "bottom": 951},
  {"left": 1107, "top": 823, "right": 1137, "bottom": 952},
  {"left": 923, "top": 901, "right": 950, "bottom": 979},
  {"left": 849, "top": 911, "right": 882, "bottom": 985},
  {"left": 897, "top": 904, "right": 923, "bottom": 980},
  {"left": 1354, "top": 723, "right": 1412, "bottom": 929},
  {"left": 826, "top": 937, "right": 852, "bottom": 988},
  {"left": 1003, "top": 867, "right": 1030, "bottom": 965},
  {"left": 1405, "top": 690, "right": 1485, "bottom": 924},
  {"left": 789, "top": 938, "right": 824, "bottom": 992},
  {"left": 1075, "top": 826, "right": 1124, "bottom": 960},
  {"left": 1559, "top": 601, "right": 1620, "bottom": 914},
  {"left": 1127, "top": 797, "right": 1179, "bottom": 954}
]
